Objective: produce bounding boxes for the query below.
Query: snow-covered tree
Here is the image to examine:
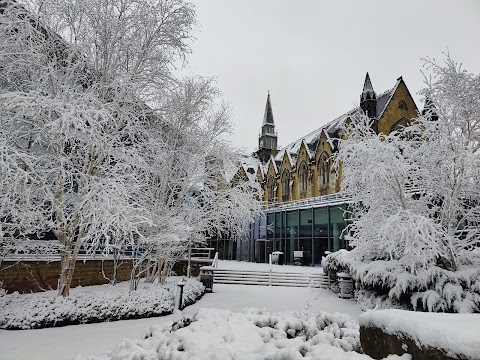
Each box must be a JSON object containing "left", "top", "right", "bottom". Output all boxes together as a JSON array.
[
  {"left": 337, "top": 55, "right": 479, "bottom": 272},
  {"left": 133, "top": 77, "right": 262, "bottom": 286},
  {"left": 407, "top": 55, "right": 480, "bottom": 270},
  {"left": 0, "top": 0, "right": 196, "bottom": 296},
  {"left": 1, "top": 0, "right": 261, "bottom": 295}
]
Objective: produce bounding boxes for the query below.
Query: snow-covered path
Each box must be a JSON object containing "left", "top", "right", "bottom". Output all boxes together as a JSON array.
[{"left": 0, "top": 282, "right": 361, "bottom": 360}]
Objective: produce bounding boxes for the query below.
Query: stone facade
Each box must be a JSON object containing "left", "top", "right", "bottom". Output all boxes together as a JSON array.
[{"left": 233, "top": 74, "right": 419, "bottom": 205}]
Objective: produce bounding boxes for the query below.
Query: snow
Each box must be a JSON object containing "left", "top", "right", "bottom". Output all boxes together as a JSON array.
[
  {"left": 359, "top": 309, "right": 480, "bottom": 359},
  {"left": 0, "top": 278, "right": 204, "bottom": 329},
  {"left": 217, "top": 260, "right": 324, "bottom": 274},
  {"left": 0, "top": 281, "right": 362, "bottom": 360}
]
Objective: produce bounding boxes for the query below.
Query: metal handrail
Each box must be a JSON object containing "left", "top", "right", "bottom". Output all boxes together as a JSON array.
[
  {"left": 212, "top": 252, "right": 219, "bottom": 268},
  {"left": 260, "top": 192, "right": 352, "bottom": 210}
]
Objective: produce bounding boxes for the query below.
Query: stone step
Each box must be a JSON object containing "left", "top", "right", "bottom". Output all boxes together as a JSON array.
[
  {"left": 211, "top": 268, "right": 330, "bottom": 288},
  {"left": 214, "top": 269, "right": 325, "bottom": 277},
  {"left": 213, "top": 278, "right": 328, "bottom": 288},
  {"left": 214, "top": 275, "right": 329, "bottom": 284}
]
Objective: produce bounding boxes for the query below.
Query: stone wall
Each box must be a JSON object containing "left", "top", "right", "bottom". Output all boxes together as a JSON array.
[
  {"left": 0, "top": 259, "right": 211, "bottom": 294},
  {"left": 360, "top": 326, "right": 462, "bottom": 360}
]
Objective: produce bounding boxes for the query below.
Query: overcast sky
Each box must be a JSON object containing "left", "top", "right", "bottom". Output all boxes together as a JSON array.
[{"left": 182, "top": 0, "right": 480, "bottom": 152}]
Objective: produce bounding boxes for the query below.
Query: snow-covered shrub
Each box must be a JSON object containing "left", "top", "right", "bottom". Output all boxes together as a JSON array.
[
  {"left": 84, "top": 308, "right": 369, "bottom": 360},
  {"left": 0, "top": 277, "right": 204, "bottom": 329},
  {"left": 324, "top": 250, "right": 480, "bottom": 313}
]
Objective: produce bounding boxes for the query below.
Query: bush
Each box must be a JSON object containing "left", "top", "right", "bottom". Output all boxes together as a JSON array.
[
  {"left": 0, "top": 277, "right": 204, "bottom": 329},
  {"left": 324, "top": 250, "right": 480, "bottom": 313}
]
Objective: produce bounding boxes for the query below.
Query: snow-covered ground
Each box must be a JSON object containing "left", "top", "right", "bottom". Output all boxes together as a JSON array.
[{"left": 0, "top": 281, "right": 361, "bottom": 360}]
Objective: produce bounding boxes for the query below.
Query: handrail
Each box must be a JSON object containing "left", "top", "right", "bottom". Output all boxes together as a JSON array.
[
  {"left": 212, "top": 252, "right": 219, "bottom": 269},
  {"left": 268, "top": 253, "right": 272, "bottom": 286},
  {"left": 260, "top": 192, "right": 352, "bottom": 211}
]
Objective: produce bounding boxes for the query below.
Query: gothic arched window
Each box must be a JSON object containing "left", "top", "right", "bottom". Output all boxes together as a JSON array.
[
  {"left": 281, "top": 169, "right": 290, "bottom": 200},
  {"left": 299, "top": 162, "right": 308, "bottom": 193},
  {"left": 318, "top": 152, "right": 330, "bottom": 188},
  {"left": 267, "top": 176, "right": 276, "bottom": 201}
]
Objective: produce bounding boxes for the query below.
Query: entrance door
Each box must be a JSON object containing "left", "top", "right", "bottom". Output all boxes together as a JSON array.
[{"left": 255, "top": 239, "right": 273, "bottom": 263}]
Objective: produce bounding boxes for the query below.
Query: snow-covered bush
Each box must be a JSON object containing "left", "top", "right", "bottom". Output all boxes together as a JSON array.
[
  {"left": 81, "top": 308, "right": 373, "bottom": 360},
  {"left": 324, "top": 250, "right": 480, "bottom": 313},
  {"left": 0, "top": 277, "right": 204, "bottom": 329}
]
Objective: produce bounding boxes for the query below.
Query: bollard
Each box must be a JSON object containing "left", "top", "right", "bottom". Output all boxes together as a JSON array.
[{"left": 175, "top": 279, "right": 186, "bottom": 310}]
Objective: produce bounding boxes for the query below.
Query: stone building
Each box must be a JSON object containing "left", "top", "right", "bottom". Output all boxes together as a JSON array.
[{"left": 232, "top": 73, "right": 419, "bottom": 264}]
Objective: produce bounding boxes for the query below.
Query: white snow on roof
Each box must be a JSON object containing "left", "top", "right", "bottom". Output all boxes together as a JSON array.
[{"left": 237, "top": 80, "right": 399, "bottom": 180}]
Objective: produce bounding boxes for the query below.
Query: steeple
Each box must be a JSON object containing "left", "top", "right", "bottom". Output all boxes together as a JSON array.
[
  {"left": 360, "top": 72, "right": 377, "bottom": 119},
  {"left": 263, "top": 91, "right": 274, "bottom": 125},
  {"left": 257, "top": 91, "right": 278, "bottom": 164}
]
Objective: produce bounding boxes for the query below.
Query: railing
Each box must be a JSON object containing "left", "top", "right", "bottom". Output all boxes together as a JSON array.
[
  {"left": 261, "top": 192, "right": 352, "bottom": 210},
  {"left": 268, "top": 253, "right": 272, "bottom": 286},
  {"left": 212, "top": 252, "right": 219, "bottom": 269},
  {"left": 189, "top": 247, "right": 215, "bottom": 260}
]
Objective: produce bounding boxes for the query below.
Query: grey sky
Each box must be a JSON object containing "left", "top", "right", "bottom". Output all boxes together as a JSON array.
[{"left": 183, "top": 0, "right": 480, "bottom": 152}]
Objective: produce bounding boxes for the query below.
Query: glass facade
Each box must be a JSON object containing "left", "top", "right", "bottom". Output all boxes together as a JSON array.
[{"left": 250, "top": 204, "right": 348, "bottom": 265}]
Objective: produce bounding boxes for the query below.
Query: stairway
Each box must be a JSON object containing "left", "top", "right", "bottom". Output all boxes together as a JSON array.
[{"left": 213, "top": 268, "right": 330, "bottom": 288}]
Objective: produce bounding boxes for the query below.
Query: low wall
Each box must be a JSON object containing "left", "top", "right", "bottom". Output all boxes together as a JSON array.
[
  {"left": 0, "top": 259, "right": 212, "bottom": 294},
  {"left": 359, "top": 309, "right": 480, "bottom": 360}
]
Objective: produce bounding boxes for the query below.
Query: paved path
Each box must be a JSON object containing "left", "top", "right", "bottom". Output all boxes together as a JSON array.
[{"left": 0, "top": 283, "right": 361, "bottom": 360}]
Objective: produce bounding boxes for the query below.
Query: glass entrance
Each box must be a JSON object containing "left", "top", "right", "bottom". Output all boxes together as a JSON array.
[{"left": 255, "top": 239, "right": 273, "bottom": 263}]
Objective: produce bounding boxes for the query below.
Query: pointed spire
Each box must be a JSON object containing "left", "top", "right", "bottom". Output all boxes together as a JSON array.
[
  {"left": 263, "top": 91, "right": 274, "bottom": 125},
  {"left": 360, "top": 72, "right": 377, "bottom": 118},
  {"left": 362, "top": 72, "right": 374, "bottom": 93}
]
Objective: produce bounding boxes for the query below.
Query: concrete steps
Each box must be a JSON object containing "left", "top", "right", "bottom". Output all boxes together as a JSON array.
[{"left": 213, "top": 268, "right": 329, "bottom": 288}]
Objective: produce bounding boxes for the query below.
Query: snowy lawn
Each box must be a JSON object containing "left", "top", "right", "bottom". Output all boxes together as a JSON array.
[
  {"left": 0, "top": 283, "right": 362, "bottom": 360},
  {"left": 79, "top": 308, "right": 410, "bottom": 360},
  {"left": 0, "top": 277, "right": 204, "bottom": 329}
]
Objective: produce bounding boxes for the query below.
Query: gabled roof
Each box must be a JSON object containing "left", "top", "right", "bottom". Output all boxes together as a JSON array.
[{"left": 272, "top": 81, "right": 399, "bottom": 164}]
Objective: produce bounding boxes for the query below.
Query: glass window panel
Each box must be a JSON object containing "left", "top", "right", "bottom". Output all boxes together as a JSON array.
[
  {"left": 314, "top": 207, "right": 329, "bottom": 238},
  {"left": 286, "top": 211, "right": 298, "bottom": 264},
  {"left": 275, "top": 212, "right": 282, "bottom": 238},
  {"left": 329, "top": 206, "right": 345, "bottom": 252},
  {"left": 314, "top": 238, "right": 329, "bottom": 265},
  {"left": 267, "top": 213, "right": 275, "bottom": 239},
  {"left": 299, "top": 209, "right": 313, "bottom": 238},
  {"left": 259, "top": 214, "right": 266, "bottom": 239}
]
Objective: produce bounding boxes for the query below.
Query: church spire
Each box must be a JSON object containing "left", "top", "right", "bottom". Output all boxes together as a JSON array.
[
  {"left": 360, "top": 72, "right": 377, "bottom": 118},
  {"left": 263, "top": 91, "right": 274, "bottom": 125},
  {"left": 257, "top": 91, "right": 277, "bottom": 164}
]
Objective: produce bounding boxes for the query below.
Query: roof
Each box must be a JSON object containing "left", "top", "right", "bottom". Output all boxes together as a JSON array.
[
  {"left": 272, "top": 78, "right": 401, "bottom": 164},
  {"left": 239, "top": 76, "right": 407, "bottom": 180}
]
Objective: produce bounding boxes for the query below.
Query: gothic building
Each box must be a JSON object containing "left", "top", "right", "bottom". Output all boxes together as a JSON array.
[{"left": 233, "top": 73, "right": 420, "bottom": 264}]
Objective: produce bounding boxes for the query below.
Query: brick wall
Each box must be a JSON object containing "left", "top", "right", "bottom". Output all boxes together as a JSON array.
[{"left": 0, "top": 259, "right": 212, "bottom": 294}]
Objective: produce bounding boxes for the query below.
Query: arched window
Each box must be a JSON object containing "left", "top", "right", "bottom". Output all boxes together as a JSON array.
[
  {"left": 281, "top": 169, "right": 290, "bottom": 200},
  {"left": 299, "top": 162, "right": 308, "bottom": 194},
  {"left": 267, "top": 176, "right": 276, "bottom": 201},
  {"left": 318, "top": 152, "right": 330, "bottom": 188}
]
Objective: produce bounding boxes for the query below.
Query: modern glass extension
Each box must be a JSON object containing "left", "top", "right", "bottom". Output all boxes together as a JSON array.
[{"left": 239, "top": 197, "right": 351, "bottom": 265}]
